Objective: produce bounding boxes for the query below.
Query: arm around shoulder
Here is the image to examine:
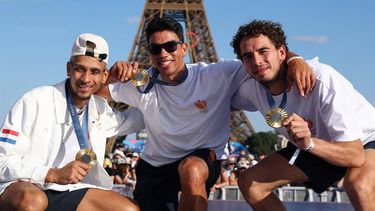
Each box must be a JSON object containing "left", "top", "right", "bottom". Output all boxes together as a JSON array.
[{"left": 286, "top": 51, "right": 316, "bottom": 96}]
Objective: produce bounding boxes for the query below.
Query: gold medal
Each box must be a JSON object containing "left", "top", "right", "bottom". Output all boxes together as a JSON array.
[
  {"left": 130, "top": 69, "right": 149, "bottom": 87},
  {"left": 265, "top": 107, "right": 288, "bottom": 128},
  {"left": 75, "top": 148, "right": 97, "bottom": 166}
]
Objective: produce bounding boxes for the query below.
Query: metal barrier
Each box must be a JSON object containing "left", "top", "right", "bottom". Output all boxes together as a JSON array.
[
  {"left": 112, "top": 184, "right": 349, "bottom": 203},
  {"left": 112, "top": 184, "right": 134, "bottom": 198},
  {"left": 208, "top": 185, "right": 349, "bottom": 203}
]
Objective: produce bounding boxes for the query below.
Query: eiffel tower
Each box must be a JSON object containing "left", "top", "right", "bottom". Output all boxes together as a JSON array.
[{"left": 128, "top": 0, "right": 256, "bottom": 143}]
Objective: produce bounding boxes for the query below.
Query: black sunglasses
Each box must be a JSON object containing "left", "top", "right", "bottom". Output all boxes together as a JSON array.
[{"left": 148, "top": 41, "right": 183, "bottom": 55}]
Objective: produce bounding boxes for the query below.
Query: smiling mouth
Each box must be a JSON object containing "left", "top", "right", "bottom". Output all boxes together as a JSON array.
[
  {"left": 159, "top": 60, "right": 173, "bottom": 66},
  {"left": 255, "top": 66, "right": 268, "bottom": 75},
  {"left": 77, "top": 84, "right": 93, "bottom": 92}
]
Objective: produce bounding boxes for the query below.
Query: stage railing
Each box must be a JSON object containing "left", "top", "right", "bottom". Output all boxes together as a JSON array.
[
  {"left": 209, "top": 185, "right": 349, "bottom": 203},
  {"left": 112, "top": 184, "right": 349, "bottom": 203}
]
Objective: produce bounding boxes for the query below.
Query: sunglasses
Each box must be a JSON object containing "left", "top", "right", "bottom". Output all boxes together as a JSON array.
[{"left": 148, "top": 41, "right": 183, "bottom": 55}]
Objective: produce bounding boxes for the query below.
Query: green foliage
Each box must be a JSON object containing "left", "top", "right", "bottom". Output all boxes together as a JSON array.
[{"left": 247, "top": 131, "right": 278, "bottom": 156}]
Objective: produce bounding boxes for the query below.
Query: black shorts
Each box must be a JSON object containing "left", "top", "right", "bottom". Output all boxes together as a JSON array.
[
  {"left": 44, "top": 188, "right": 88, "bottom": 211},
  {"left": 277, "top": 142, "right": 347, "bottom": 194},
  {"left": 364, "top": 141, "right": 375, "bottom": 149},
  {"left": 133, "top": 148, "right": 221, "bottom": 211}
]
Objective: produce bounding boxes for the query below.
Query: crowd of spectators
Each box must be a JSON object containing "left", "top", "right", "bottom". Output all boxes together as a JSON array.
[
  {"left": 211, "top": 150, "right": 264, "bottom": 192},
  {"left": 104, "top": 144, "right": 265, "bottom": 193},
  {"left": 104, "top": 143, "right": 140, "bottom": 192},
  {"left": 104, "top": 143, "right": 344, "bottom": 202}
]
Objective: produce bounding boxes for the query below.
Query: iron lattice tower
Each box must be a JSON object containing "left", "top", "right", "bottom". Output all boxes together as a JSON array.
[{"left": 128, "top": 0, "right": 256, "bottom": 142}]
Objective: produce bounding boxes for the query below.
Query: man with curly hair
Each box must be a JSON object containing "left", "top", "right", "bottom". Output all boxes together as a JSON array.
[{"left": 231, "top": 19, "right": 375, "bottom": 211}]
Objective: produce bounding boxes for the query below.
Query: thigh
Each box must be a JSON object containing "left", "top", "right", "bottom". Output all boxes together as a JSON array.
[
  {"left": 133, "top": 159, "right": 180, "bottom": 211},
  {"left": 78, "top": 188, "right": 138, "bottom": 211},
  {"left": 241, "top": 152, "right": 309, "bottom": 189},
  {"left": 278, "top": 142, "right": 347, "bottom": 193}
]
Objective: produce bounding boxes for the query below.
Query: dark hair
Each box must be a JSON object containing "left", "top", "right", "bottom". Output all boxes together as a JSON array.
[
  {"left": 230, "top": 20, "right": 288, "bottom": 59},
  {"left": 146, "top": 17, "right": 184, "bottom": 44}
]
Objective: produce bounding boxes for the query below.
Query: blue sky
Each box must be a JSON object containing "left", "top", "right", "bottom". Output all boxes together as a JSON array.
[{"left": 1, "top": 0, "right": 374, "bottom": 134}]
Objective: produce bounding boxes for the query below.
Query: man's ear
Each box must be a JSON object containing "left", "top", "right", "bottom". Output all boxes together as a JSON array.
[
  {"left": 279, "top": 45, "right": 287, "bottom": 62},
  {"left": 102, "top": 68, "right": 109, "bottom": 84},
  {"left": 66, "top": 61, "right": 71, "bottom": 77},
  {"left": 181, "top": 42, "right": 188, "bottom": 56}
]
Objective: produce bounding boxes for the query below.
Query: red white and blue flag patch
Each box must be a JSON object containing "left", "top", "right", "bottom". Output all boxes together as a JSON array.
[{"left": 0, "top": 129, "right": 19, "bottom": 145}]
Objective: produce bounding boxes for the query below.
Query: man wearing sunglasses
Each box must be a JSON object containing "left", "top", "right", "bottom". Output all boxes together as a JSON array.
[{"left": 98, "top": 17, "right": 315, "bottom": 211}]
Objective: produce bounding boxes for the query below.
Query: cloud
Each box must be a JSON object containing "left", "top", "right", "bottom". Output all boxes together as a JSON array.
[
  {"left": 292, "top": 35, "right": 329, "bottom": 44},
  {"left": 127, "top": 16, "right": 140, "bottom": 24}
]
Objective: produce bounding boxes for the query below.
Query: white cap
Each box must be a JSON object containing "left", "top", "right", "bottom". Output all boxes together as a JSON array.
[
  {"left": 71, "top": 33, "right": 109, "bottom": 64},
  {"left": 221, "top": 154, "right": 228, "bottom": 160},
  {"left": 113, "top": 149, "right": 125, "bottom": 158},
  {"left": 237, "top": 160, "right": 249, "bottom": 169},
  {"left": 132, "top": 152, "right": 139, "bottom": 157},
  {"left": 115, "top": 157, "right": 131, "bottom": 165},
  {"left": 251, "top": 160, "right": 258, "bottom": 166},
  {"left": 227, "top": 156, "right": 236, "bottom": 164},
  {"left": 125, "top": 157, "right": 132, "bottom": 164}
]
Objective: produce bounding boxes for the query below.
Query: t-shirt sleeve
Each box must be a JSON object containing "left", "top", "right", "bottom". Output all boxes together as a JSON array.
[
  {"left": 231, "top": 78, "right": 258, "bottom": 112},
  {"left": 108, "top": 82, "right": 140, "bottom": 107}
]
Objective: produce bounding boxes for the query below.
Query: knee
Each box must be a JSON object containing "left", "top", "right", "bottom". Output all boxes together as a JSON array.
[
  {"left": 120, "top": 203, "right": 140, "bottom": 211},
  {"left": 117, "top": 197, "right": 140, "bottom": 211},
  {"left": 12, "top": 189, "right": 48, "bottom": 211},
  {"left": 238, "top": 171, "right": 266, "bottom": 199},
  {"left": 178, "top": 157, "right": 208, "bottom": 186},
  {"left": 344, "top": 177, "right": 373, "bottom": 196}
]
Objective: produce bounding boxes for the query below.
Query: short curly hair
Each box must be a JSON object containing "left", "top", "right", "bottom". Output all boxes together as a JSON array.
[
  {"left": 146, "top": 17, "right": 184, "bottom": 44},
  {"left": 230, "top": 20, "right": 288, "bottom": 59}
]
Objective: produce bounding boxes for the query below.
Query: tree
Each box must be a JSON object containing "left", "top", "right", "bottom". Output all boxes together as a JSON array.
[{"left": 247, "top": 131, "right": 278, "bottom": 156}]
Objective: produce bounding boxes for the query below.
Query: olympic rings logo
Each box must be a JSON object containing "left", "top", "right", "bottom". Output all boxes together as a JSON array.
[{"left": 185, "top": 31, "right": 199, "bottom": 49}]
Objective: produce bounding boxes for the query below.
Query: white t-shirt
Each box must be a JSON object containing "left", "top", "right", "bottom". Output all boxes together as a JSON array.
[
  {"left": 109, "top": 59, "right": 248, "bottom": 166},
  {"left": 232, "top": 57, "right": 375, "bottom": 144}
]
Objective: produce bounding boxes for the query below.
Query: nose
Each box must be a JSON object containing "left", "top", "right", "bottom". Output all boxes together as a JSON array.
[
  {"left": 158, "top": 47, "right": 170, "bottom": 57},
  {"left": 252, "top": 53, "right": 263, "bottom": 65},
  {"left": 80, "top": 70, "right": 91, "bottom": 83}
]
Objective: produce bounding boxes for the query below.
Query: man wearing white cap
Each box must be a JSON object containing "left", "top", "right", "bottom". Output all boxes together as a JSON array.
[{"left": 0, "top": 33, "right": 144, "bottom": 211}]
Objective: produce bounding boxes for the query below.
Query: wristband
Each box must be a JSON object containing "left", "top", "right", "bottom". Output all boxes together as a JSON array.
[
  {"left": 287, "top": 56, "right": 304, "bottom": 65},
  {"left": 304, "top": 138, "right": 315, "bottom": 151}
]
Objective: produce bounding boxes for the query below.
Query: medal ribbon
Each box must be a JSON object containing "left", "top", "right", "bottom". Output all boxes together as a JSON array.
[
  {"left": 65, "top": 79, "right": 89, "bottom": 149},
  {"left": 263, "top": 85, "right": 287, "bottom": 110},
  {"left": 136, "top": 67, "right": 188, "bottom": 94}
]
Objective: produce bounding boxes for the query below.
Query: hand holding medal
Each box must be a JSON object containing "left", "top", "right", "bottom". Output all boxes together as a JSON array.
[
  {"left": 109, "top": 61, "right": 150, "bottom": 87},
  {"left": 132, "top": 67, "right": 189, "bottom": 94},
  {"left": 283, "top": 113, "right": 314, "bottom": 165},
  {"left": 130, "top": 69, "right": 149, "bottom": 87},
  {"left": 283, "top": 114, "right": 313, "bottom": 148}
]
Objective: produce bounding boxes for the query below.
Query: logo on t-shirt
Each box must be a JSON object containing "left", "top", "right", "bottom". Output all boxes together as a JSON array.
[{"left": 194, "top": 99, "right": 208, "bottom": 112}]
